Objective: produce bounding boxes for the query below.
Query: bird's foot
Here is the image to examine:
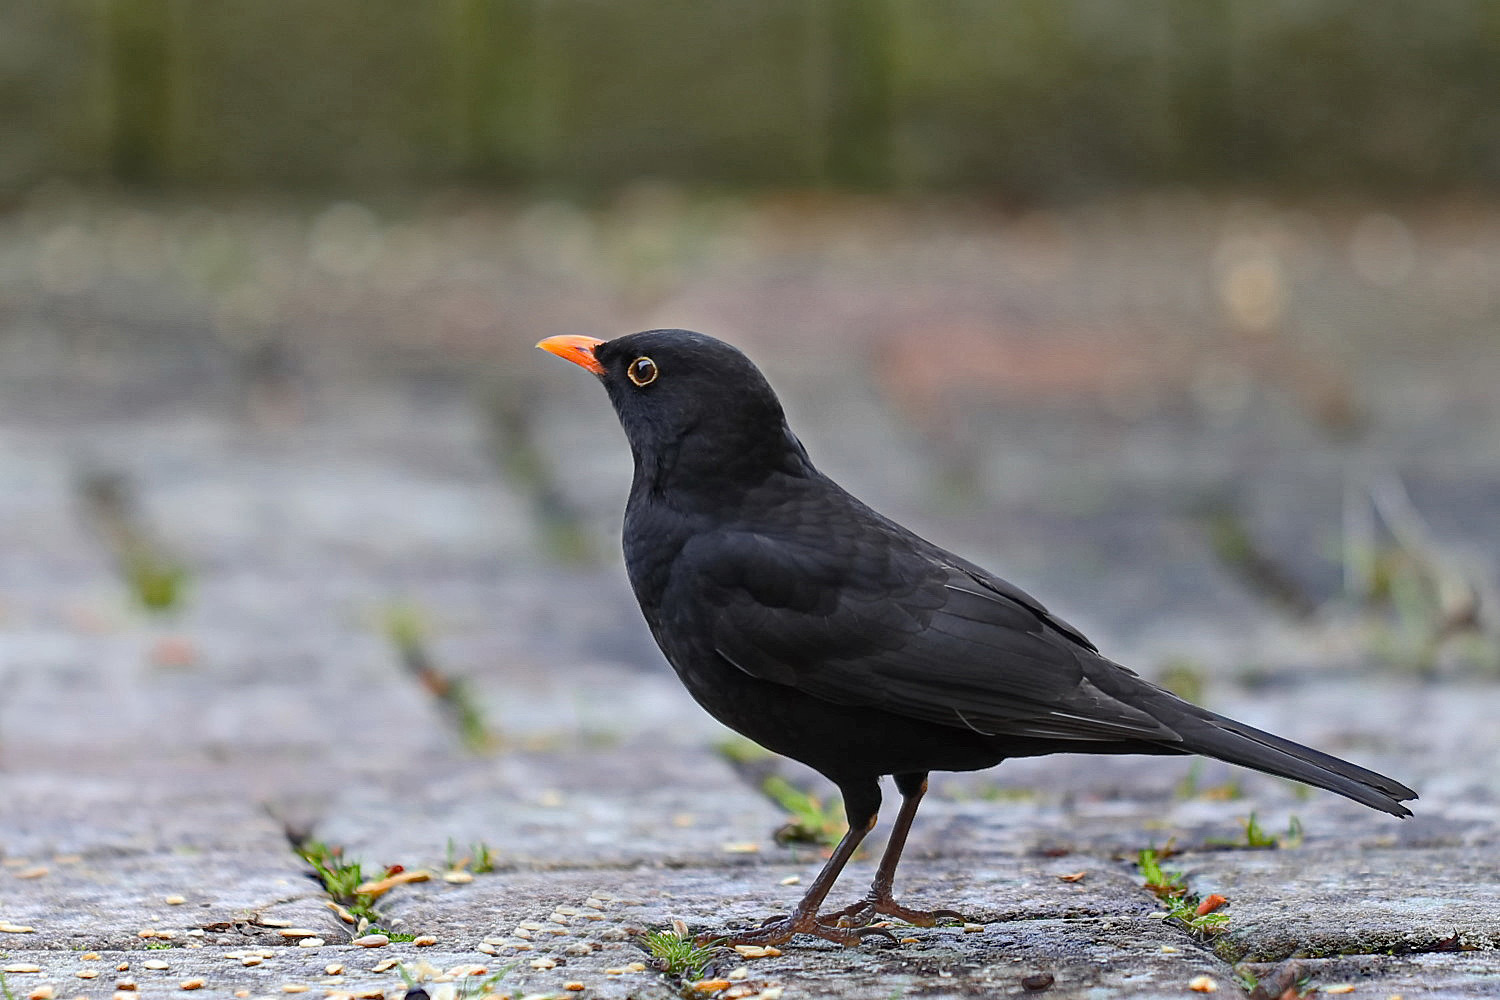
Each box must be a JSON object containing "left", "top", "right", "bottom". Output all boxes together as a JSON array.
[
  {"left": 825, "top": 893, "right": 968, "bottom": 930},
  {"left": 698, "top": 911, "right": 897, "bottom": 948}
]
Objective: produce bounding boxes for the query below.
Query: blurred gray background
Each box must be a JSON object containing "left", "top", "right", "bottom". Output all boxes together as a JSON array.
[{"left": 0, "top": 0, "right": 1496, "bottom": 836}]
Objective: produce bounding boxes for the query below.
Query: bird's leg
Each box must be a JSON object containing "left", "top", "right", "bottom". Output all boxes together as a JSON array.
[
  {"left": 825, "top": 772, "right": 968, "bottom": 929},
  {"left": 698, "top": 782, "right": 893, "bottom": 947}
]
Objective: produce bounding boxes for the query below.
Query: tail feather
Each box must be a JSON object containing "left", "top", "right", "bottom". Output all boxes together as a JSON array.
[{"left": 1174, "top": 708, "right": 1417, "bottom": 817}]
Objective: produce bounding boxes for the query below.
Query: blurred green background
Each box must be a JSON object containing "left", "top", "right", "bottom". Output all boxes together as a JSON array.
[{"left": 7, "top": 0, "right": 1500, "bottom": 198}]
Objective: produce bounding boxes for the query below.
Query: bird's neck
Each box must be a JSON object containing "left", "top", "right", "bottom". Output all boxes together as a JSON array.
[{"left": 629, "top": 422, "right": 815, "bottom": 511}]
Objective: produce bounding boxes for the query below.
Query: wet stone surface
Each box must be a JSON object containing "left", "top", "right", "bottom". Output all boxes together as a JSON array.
[{"left": 2, "top": 194, "right": 1499, "bottom": 998}]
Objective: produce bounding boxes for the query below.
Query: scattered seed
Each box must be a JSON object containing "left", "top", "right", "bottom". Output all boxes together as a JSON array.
[
  {"left": 529, "top": 958, "right": 556, "bottom": 971},
  {"left": 259, "top": 919, "right": 293, "bottom": 928},
  {"left": 164, "top": 896, "right": 187, "bottom": 905},
  {"left": 116, "top": 980, "right": 137, "bottom": 992},
  {"left": 627, "top": 963, "right": 647, "bottom": 973},
  {"left": 597, "top": 928, "right": 627, "bottom": 942},
  {"left": 549, "top": 913, "right": 569, "bottom": 925},
  {"left": 507, "top": 942, "right": 533, "bottom": 951},
  {"left": 758, "top": 989, "right": 784, "bottom": 1000},
  {"left": 778, "top": 876, "right": 800, "bottom": 886},
  {"left": 0, "top": 923, "right": 37, "bottom": 934},
  {"left": 81, "top": 954, "right": 99, "bottom": 962},
  {"left": 4, "top": 964, "right": 42, "bottom": 974},
  {"left": 179, "top": 978, "right": 205, "bottom": 990},
  {"left": 476, "top": 943, "right": 498, "bottom": 956},
  {"left": 117, "top": 964, "right": 130, "bottom": 972},
  {"left": 353, "top": 935, "right": 390, "bottom": 948},
  {"left": 326, "top": 903, "right": 357, "bottom": 924},
  {"left": 512, "top": 928, "right": 532, "bottom": 940},
  {"left": 721, "top": 843, "right": 759, "bottom": 854},
  {"left": 115, "top": 993, "right": 137, "bottom": 1000},
  {"left": 281, "top": 984, "right": 309, "bottom": 993},
  {"left": 298, "top": 938, "right": 326, "bottom": 949},
  {"left": 446, "top": 965, "right": 487, "bottom": 978},
  {"left": 325, "top": 964, "right": 344, "bottom": 976},
  {"left": 1188, "top": 976, "right": 1218, "bottom": 993},
  {"left": 241, "top": 957, "right": 263, "bottom": 967},
  {"left": 692, "top": 980, "right": 731, "bottom": 993},
  {"left": 563, "top": 983, "right": 585, "bottom": 993},
  {"left": 143, "top": 961, "right": 170, "bottom": 971},
  {"left": 351, "top": 990, "right": 384, "bottom": 999},
  {"left": 900, "top": 937, "right": 919, "bottom": 944},
  {"left": 563, "top": 943, "right": 592, "bottom": 956},
  {"left": 1160, "top": 946, "right": 1178, "bottom": 954},
  {"left": 27, "top": 986, "right": 56, "bottom": 1000},
  {"left": 726, "top": 966, "right": 750, "bottom": 981},
  {"left": 1021, "top": 972, "right": 1054, "bottom": 992},
  {"left": 1325, "top": 987, "right": 1356, "bottom": 995},
  {"left": 15, "top": 866, "right": 49, "bottom": 879},
  {"left": 411, "top": 935, "right": 437, "bottom": 947},
  {"left": 355, "top": 870, "right": 432, "bottom": 897},
  {"left": 187, "top": 929, "right": 206, "bottom": 937},
  {"left": 442, "top": 871, "right": 474, "bottom": 885},
  {"left": 279, "top": 929, "right": 320, "bottom": 939},
  {"left": 371, "top": 959, "right": 399, "bottom": 973},
  {"left": 962, "top": 922, "right": 984, "bottom": 933},
  {"left": 604, "top": 969, "right": 627, "bottom": 976},
  {"left": 75, "top": 971, "right": 99, "bottom": 980},
  {"left": 583, "top": 899, "right": 606, "bottom": 910},
  {"left": 1057, "top": 872, "right": 1087, "bottom": 883},
  {"left": 327, "top": 993, "right": 355, "bottom": 1000}
]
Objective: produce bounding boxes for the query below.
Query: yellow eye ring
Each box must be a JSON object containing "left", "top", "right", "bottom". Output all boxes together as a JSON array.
[{"left": 627, "top": 356, "right": 658, "bottom": 386}]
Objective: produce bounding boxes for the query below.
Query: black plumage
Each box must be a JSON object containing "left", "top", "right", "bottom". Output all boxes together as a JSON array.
[{"left": 538, "top": 329, "right": 1416, "bottom": 946}]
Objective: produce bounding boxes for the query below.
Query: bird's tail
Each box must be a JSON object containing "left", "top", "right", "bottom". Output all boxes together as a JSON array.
[{"left": 1172, "top": 706, "right": 1416, "bottom": 817}]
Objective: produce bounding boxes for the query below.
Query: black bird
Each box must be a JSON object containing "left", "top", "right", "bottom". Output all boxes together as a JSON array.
[{"left": 537, "top": 329, "right": 1416, "bottom": 947}]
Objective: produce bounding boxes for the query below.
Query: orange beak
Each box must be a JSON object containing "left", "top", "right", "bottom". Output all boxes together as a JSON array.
[{"left": 536, "top": 335, "right": 606, "bottom": 376}]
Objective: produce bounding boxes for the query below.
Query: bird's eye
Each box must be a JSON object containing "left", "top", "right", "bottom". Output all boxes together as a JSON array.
[{"left": 627, "top": 356, "right": 658, "bottom": 386}]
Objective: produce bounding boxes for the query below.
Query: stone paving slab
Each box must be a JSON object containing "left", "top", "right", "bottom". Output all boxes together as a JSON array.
[
  {"left": 1194, "top": 847, "right": 1500, "bottom": 963},
  {"left": 1238, "top": 954, "right": 1500, "bottom": 1000},
  {"left": 379, "top": 864, "right": 1227, "bottom": 1000}
]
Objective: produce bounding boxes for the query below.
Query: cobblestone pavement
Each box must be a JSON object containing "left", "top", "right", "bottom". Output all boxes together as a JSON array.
[{"left": 2, "top": 192, "right": 1498, "bottom": 999}]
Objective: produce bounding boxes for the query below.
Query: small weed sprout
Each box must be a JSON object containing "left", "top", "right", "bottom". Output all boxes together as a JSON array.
[
  {"left": 1137, "top": 847, "right": 1187, "bottom": 898},
  {"left": 1208, "top": 813, "right": 1304, "bottom": 850},
  {"left": 445, "top": 838, "right": 499, "bottom": 875},
  {"left": 1136, "top": 846, "right": 1229, "bottom": 938},
  {"left": 0, "top": 971, "right": 16, "bottom": 1000},
  {"left": 294, "top": 839, "right": 383, "bottom": 925},
  {"left": 643, "top": 927, "right": 720, "bottom": 980},
  {"left": 762, "top": 775, "right": 845, "bottom": 847},
  {"left": 383, "top": 605, "right": 493, "bottom": 752}
]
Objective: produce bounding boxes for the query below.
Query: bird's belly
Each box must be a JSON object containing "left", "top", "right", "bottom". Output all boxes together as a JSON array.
[{"left": 665, "top": 645, "right": 1003, "bottom": 783}]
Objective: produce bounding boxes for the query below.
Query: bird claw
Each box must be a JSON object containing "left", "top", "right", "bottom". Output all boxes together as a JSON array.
[{"left": 826, "top": 896, "right": 970, "bottom": 929}]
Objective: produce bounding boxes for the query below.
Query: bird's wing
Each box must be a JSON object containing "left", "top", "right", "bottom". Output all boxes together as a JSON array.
[{"left": 687, "top": 522, "right": 1180, "bottom": 744}]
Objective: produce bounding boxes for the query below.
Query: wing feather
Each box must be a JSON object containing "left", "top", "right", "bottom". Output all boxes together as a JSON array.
[{"left": 686, "top": 516, "right": 1179, "bottom": 745}]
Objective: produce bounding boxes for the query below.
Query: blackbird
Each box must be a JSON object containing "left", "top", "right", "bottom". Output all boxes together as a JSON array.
[{"left": 537, "top": 329, "right": 1416, "bottom": 947}]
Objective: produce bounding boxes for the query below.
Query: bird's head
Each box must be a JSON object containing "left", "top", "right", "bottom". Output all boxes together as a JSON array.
[{"left": 537, "top": 329, "right": 811, "bottom": 497}]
